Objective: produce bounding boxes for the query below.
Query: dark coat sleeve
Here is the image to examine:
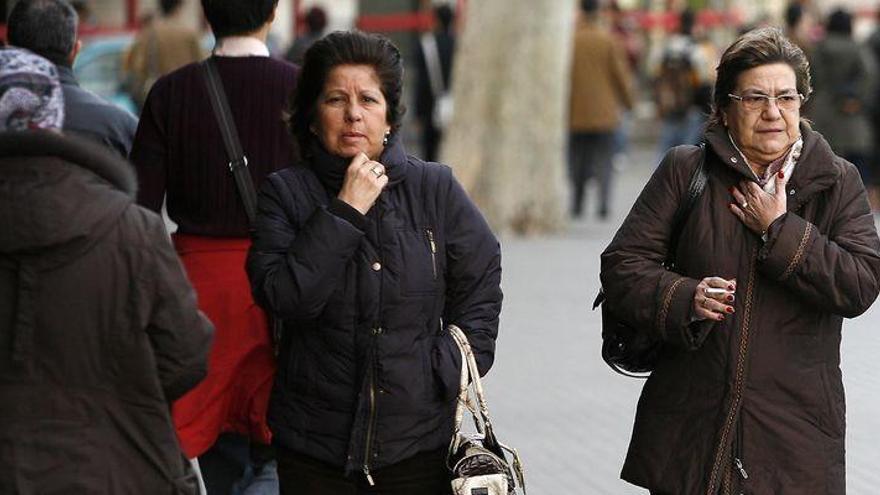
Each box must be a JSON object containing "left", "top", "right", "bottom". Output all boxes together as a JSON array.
[
  {"left": 129, "top": 79, "right": 168, "bottom": 213},
  {"left": 758, "top": 162, "right": 880, "bottom": 317},
  {"left": 246, "top": 172, "right": 366, "bottom": 319},
  {"left": 600, "top": 146, "right": 711, "bottom": 350},
  {"left": 432, "top": 169, "right": 503, "bottom": 399},
  {"left": 142, "top": 213, "right": 214, "bottom": 402}
]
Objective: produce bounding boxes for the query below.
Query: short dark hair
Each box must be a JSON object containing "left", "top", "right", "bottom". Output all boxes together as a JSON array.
[
  {"left": 784, "top": 3, "right": 803, "bottom": 30},
  {"left": 826, "top": 9, "right": 852, "bottom": 36},
  {"left": 200, "top": 0, "right": 278, "bottom": 38},
  {"left": 304, "top": 6, "right": 327, "bottom": 34},
  {"left": 8, "top": 0, "right": 78, "bottom": 66},
  {"left": 709, "top": 27, "right": 812, "bottom": 127},
  {"left": 435, "top": 4, "right": 454, "bottom": 31},
  {"left": 580, "top": 0, "right": 598, "bottom": 14},
  {"left": 288, "top": 30, "right": 406, "bottom": 161},
  {"left": 159, "top": 0, "right": 182, "bottom": 16},
  {"left": 679, "top": 8, "right": 695, "bottom": 36}
]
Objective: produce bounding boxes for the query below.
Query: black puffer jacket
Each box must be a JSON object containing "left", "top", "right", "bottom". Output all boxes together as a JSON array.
[
  {"left": 247, "top": 137, "right": 502, "bottom": 478},
  {"left": 0, "top": 131, "right": 213, "bottom": 494}
]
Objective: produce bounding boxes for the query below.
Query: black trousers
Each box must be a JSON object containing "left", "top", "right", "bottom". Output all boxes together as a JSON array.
[
  {"left": 276, "top": 446, "right": 452, "bottom": 495},
  {"left": 568, "top": 131, "right": 615, "bottom": 219}
]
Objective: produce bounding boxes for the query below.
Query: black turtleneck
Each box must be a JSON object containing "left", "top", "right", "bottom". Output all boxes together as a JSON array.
[{"left": 310, "top": 133, "right": 410, "bottom": 231}]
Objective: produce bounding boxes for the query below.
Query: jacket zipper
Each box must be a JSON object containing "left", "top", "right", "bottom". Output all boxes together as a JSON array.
[
  {"left": 426, "top": 229, "right": 437, "bottom": 280},
  {"left": 734, "top": 416, "right": 748, "bottom": 482},
  {"left": 363, "top": 329, "right": 380, "bottom": 486},
  {"left": 707, "top": 247, "right": 758, "bottom": 494},
  {"left": 363, "top": 205, "right": 385, "bottom": 487}
]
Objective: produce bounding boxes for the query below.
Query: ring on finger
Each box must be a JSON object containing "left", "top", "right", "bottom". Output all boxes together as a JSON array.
[{"left": 741, "top": 201, "right": 749, "bottom": 209}]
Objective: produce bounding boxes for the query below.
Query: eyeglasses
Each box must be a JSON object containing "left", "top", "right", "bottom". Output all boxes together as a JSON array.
[{"left": 727, "top": 92, "right": 805, "bottom": 111}]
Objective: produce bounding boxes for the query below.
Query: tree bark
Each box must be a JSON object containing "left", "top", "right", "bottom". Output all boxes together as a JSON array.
[{"left": 441, "top": 0, "right": 575, "bottom": 236}]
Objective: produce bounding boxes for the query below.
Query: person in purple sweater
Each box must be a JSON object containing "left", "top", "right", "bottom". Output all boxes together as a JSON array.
[{"left": 129, "top": 0, "right": 297, "bottom": 493}]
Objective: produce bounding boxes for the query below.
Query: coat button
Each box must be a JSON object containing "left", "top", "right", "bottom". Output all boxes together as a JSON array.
[
  {"left": 730, "top": 156, "right": 738, "bottom": 163},
  {"left": 372, "top": 262, "right": 382, "bottom": 271},
  {"left": 789, "top": 189, "right": 795, "bottom": 195}
]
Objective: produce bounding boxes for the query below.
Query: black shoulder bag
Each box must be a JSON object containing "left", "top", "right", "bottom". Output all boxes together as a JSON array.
[{"left": 593, "top": 143, "right": 708, "bottom": 378}]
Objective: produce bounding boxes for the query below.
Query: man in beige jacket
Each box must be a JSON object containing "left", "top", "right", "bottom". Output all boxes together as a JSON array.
[
  {"left": 568, "top": 0, "right": 634, "bottom": 219},
  {"left": 125, "top": 0, "right": 203, "bottom": 111}
]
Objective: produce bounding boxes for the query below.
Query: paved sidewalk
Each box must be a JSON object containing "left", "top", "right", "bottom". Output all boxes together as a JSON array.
[{"left": 483, "top": 149, "right": 880, "bottom": 493}]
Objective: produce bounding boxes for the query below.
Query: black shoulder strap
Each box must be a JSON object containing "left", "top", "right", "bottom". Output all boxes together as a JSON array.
[
  {"left": 592, "top": 143, "right": 708, "bottom": 311},
  {"left": 200, "top": 57, "right": 258, "bottom": 225},
  {"left": 665, "top": 142, "right": 708, "bottom": 268}
]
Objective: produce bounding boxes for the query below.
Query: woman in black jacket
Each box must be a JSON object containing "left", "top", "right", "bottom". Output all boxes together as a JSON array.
[{"left": 246, "top": 31, "right": 503, "bottom": 494}]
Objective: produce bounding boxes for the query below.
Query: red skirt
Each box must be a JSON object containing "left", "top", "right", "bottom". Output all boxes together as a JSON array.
[{"left": 171, "top": 234, "right": 275, "bottom": 458}]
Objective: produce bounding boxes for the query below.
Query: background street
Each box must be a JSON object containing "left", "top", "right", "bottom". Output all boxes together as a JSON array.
[{"left": 482, "top": 145, "right": 880, "bottom": 494}]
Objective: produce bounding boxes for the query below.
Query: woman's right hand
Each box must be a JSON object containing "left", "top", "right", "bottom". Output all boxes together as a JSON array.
[
  {"left": 692, "top": 276, "right": 737, "bottom": 322},
  {"left": 337, "top": 152, "right": 389, "bottom": 215}
]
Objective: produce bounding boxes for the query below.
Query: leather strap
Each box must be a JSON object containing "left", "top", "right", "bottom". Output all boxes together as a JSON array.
[
  {"left": 666, "top": 142, "right": 708, "bottom": 268},
  {"left": 200, "top": 57, "right": 259, "bottom": 225},
  {"left": 447, "top": 324, "right": 527, "bottom": 493}
]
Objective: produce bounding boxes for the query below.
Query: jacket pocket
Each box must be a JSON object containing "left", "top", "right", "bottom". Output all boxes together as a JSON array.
[
  {"left": 283, "top": 346, "right": 309, "bottom": 395},
  {"left": 429, "top": 331, "right": 461, "bottom": 404},
  {"left": 395, "top": 227, "right": 440, "bottom": 297},
  {"left": 816, "top": 366, "right": 845, "bottom": 438}
]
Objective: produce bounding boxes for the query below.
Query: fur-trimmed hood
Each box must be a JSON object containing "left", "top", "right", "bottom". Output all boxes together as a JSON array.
[{"left": 0, "top": 130, "right": 136, "bottom": 261}]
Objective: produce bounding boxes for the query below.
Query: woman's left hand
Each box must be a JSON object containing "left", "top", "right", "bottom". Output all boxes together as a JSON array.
[{"left": 729, "top": 171, "right": 788, "bottom": 235}]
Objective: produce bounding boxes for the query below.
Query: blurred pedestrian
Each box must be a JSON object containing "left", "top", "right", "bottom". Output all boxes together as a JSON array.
[
  {"left": 69, "top": 0, "right": 96, "bottom": 29},
  {"left": 0, "top": 47, "right": 213, "bottom": 494},
  {"left": 7, "top": 0, "right": 138, "bottom": 158},
  {"left": 284, "top": 5, "right": 327, "bottom": 65},
  {"left": 602, "top": 27, "right": 880, "bottom": 494},
  {"left": 125, "top": 0, "right": 203, "bottom": 111},
  {"left": 415, "top": 3, "right": 456, "bottom": 162},
  {"left": 129, "top": 0, "right": 297, "bottom": 493},
  {"left": 247, "top": 30, "right": 502, "bottom": 494},
  {"left": 608, "top": 0, "right": 644, "bottom": 163},
  {"left": 608, "top": 0, "right": 644, "bottom": 72},
  {"left": 784, "top": 2, "right": 813, "bottom": 57},
  {"left": 809, "top": 9, "right": 877, "bottom": 189},
  {"left": 567, "top": 0, "right": 634, "bottom": 219},
  {"left": 650, "top": 8, "right": 710, "bottom": 155}
]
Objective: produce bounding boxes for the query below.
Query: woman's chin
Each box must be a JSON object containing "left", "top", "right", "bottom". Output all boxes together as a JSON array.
[{"left": 334, "top": 145, "right": 379, "bottom": 160}]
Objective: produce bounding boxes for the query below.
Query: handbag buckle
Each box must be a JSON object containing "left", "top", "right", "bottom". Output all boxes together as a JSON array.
[{"left": 228, "top": 156, "right": 249, "bottom": 172}]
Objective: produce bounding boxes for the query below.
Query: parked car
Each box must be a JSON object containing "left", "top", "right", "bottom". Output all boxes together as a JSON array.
[
  {"left": 73, "top": 34, "right": 138, "bottom": 114},
  {"left": 74, "top": 32, "right": 215, "bottom": 116}
]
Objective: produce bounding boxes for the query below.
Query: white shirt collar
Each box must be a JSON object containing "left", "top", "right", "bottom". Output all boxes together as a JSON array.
[{"left": 213, "top": 36, "right": 270, "bottom": 57}]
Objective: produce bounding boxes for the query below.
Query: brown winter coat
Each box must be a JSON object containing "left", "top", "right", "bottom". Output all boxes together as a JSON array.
[
  {"left": 568, "top": 19, "right": 634, "bottom": 132},
  {"left": 0, "top": 131, "right": 213, "bottom": 494},
  {"left": 601, "top": 123, "right": 880, "bottom": 495}
]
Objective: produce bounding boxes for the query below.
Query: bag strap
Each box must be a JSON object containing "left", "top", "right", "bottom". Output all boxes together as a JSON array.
[
  {"left": 200, "top": 57, "right": 259, "bottom": 225},
  {"left": 420, "top": 33, "right": 446, "bottom": 99},
  {"left": 447, "top": 324, "right": 527, "bottom": 493},
  {"left": 665, "top": 142, "right": 708, "bottom": 269},
  {"left": 592, "top": 143, "right": 708, "bottom": 311},
  {"left": 448, "top": 324, "right": 493, "bottom": 440}
]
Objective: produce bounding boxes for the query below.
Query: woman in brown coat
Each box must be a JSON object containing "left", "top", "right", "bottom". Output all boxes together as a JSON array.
[
  {"left": 0, "top": 48, "right": 213, "bottom": 494},
  {"left": 601, "top": 28, "right": 880, "bottom": 495}
]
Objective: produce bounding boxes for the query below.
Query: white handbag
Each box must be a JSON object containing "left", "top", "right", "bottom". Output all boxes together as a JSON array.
[{"left": 446, "top": 325, "right": 526, "bottom": 495}]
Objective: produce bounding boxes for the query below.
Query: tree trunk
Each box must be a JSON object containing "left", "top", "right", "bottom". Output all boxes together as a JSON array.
[{"left": 441, "top": 0, "right": 575, "bottom": 236}]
